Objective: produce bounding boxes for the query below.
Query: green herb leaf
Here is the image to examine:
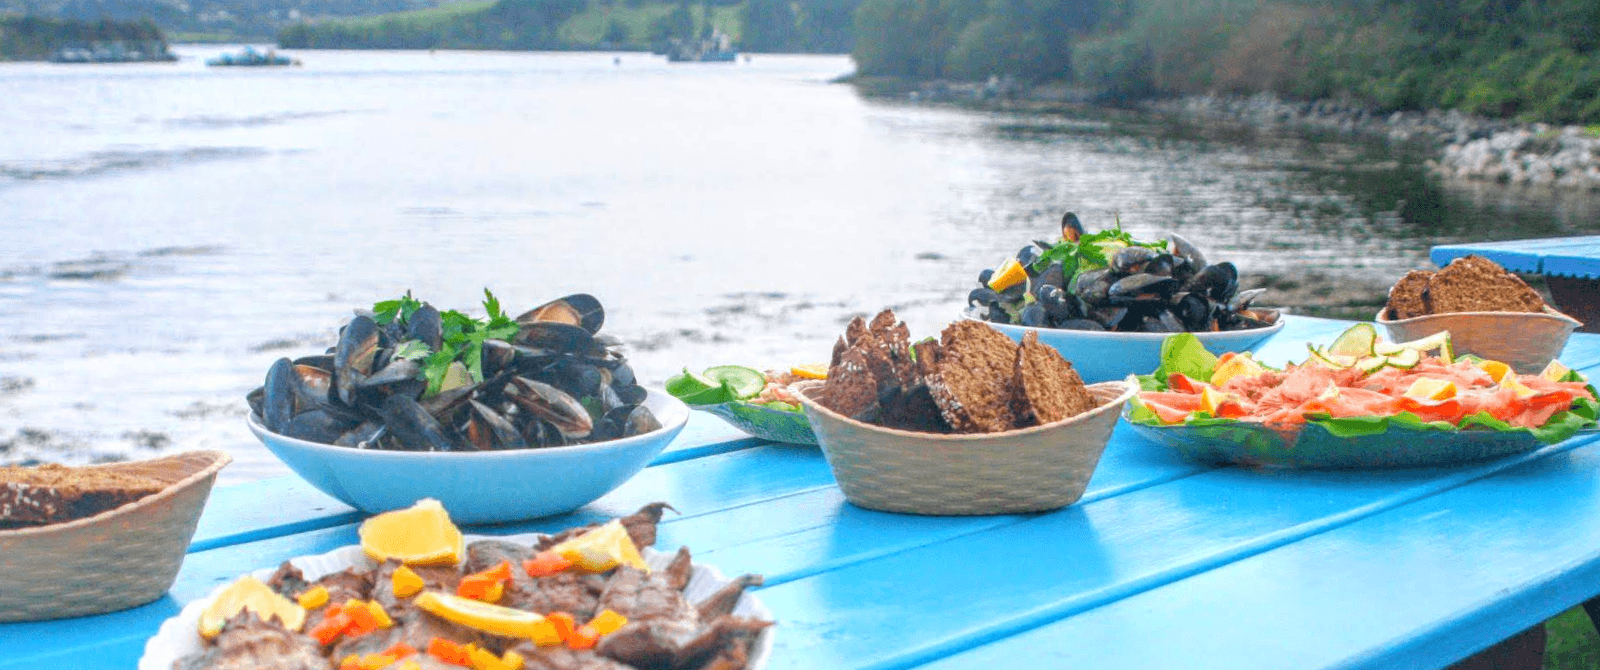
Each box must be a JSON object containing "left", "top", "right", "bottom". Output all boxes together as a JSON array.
[{"left": 392, "top": 340, "right": 432, "bottom": 361}]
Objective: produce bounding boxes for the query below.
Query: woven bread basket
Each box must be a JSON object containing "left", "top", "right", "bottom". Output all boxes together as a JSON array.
[
  {"left": 1375, "top": 306, "right": 1582, "bottom": 374},
  {"left": 795, "top": 380, "right": 1136, "bottom": 515},
  {"left": 0, "top": 450, "right": 231, "bottom": 622}
]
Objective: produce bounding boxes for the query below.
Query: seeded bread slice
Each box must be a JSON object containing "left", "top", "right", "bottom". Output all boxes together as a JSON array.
[
  {"left": 0, "top": 463, "right": 166, "bottom": 527},
  {"left": 1428, "top": 255, "right": 1546, "bottom": 314},
  {"left": 1385, "top": 270, "right": 1435, "bottom": 320},
  {"left": 820, "top": 348, "right": 882, "bottom": 422},
  {"left": 1012, "top": 331, "right": 1096, "bottom": 426},
  {"left": 927, "top": 320, "right": 1021, "bottom": 433}
]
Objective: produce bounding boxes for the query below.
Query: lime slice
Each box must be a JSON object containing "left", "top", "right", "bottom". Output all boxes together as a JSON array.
[
  {"left": 1327, "top": 323, "right": 1377, "bottom": 358},
  {"left": 665, "top": 367, "right": 718, "bottom": 397},
  {"left": 703, "top": 365, "right": 767, "bottom": 400},
  {"left": 677, "top": 384, "right": 735, "bottom": 406}
]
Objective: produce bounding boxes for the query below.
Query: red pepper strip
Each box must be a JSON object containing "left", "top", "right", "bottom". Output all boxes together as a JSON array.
[
  {"left": 567, "top": 625, "right": 600, "bottom": 650},
  {"left": 310, "top": 612, "right": 353, "bottom": 645},
  {"left": 547, "top": 612, "right": 577, "bottom": 643},
  {"left": 524, "top": 551, "right": 573, "bottom": 578},
  {"left": 383, "top": 642, "right": 418, "bottom": 659},
  {"left": 428, "top": 638, "right": 472, "bottom": 666}
]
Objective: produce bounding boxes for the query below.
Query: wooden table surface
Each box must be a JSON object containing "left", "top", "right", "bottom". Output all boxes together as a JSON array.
[{"left": 5, "top": 315, "right": 1600, "bottom": 670}]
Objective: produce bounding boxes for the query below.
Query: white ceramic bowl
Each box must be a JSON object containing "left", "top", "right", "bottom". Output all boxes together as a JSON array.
[
  {"left": 247, "top": 389, "right": 689, "bottom": 524},
  {"left": 963, "top": 310, "right": 1286, "bottom": 383}
]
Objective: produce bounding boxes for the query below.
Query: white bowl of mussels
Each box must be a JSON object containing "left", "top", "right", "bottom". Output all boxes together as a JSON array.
[
  {"left": 245, "top": 293, "right": 690, "bottom": 524},
  {"left": 962, "top": 213, "right": 1287, "bottom": 383}
]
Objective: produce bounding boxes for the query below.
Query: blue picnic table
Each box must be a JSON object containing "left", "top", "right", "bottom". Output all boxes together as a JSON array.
[
  {"left": 1432, "top": 235, "right": 1600, "bottom": 333},
  {"left": 5, "top": 315, "right": 1600, "bottom": 670}
]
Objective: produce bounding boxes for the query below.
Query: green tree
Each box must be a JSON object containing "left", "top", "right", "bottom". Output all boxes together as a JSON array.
[
  {"left": 742, "top": 0, "right": 799, "bottom": 51},
  {"left": 797, "top": 0, "right": 858, "bottom": 52},
  {"left": 650, "top": 1, "right": 695, "bottom": 41},
  {"left": 603, "top": 17, "right": 628, "bottom": 43}
]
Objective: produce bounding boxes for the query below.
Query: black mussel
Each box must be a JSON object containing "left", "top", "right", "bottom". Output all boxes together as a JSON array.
[
  {"left": 620, "top": 405, "right": 661, "bottom": 436},
  {"left": 998, "top": 278, "right": 1027, "bottom": 301},
  {"left": 968, "top": 287, "right": 1002, "bottom": 308},
  {"left": 1145, "top": 253, "right": 1176, "bottom": 278},
  {"left": 987, "top": 306, "right": 1012, "bottom": 324},
  {"left": 1032, "top": 261, "right": 1065, "bottom": 293},
  {"left": 1018, "top": 303, "right": 1048, "bottom": 327},
  {"left": 1186, "top": 261, "right": 1238, "bottom": 304},
  {"left": 1110, "top": 246, "right": 1160, "bottom": 274},
  {"left": 1173, "top": 293, "right": 1214, "bottom": 331},
  {"left": 1056, "top": 318, "right": 1107, "bottom": 331},
  {"left": 517, "top": 293, "right": 604, "bottom": 335},
  {"left": 1016, "top": 245, "right": 1041, "bottom": 271},
  {"left": 550, "top": 359, "right": 606, "bottom": 399},
  {"left": 522, "top": 417, "right": 567, "bottom": 448},
  {"left": 334, "top": 315, "right": 381, "bottom": 406},
  {"left": 1088, "top": 305, "right": 1128, "bottom": 329},
  {"left": 379, "top": 394, "right": 458, "bottom": 451},
  {"left": 246, "top": 386, "right": 265, "bottom": 419},
  {"left": 1168, "top": 233, "right": 1206, "bottom": 272},
  {"left": 281, "top": 409, "right": 360, "bottom": 444},
  {"left": 408, "top": 304, "right": 443, "bottom": 350},
  {"left": 597, "top": 384, "right": 627, "bottom": 415},
  {"left": 1237, "top": 307, "right": 1281, "bottom": 327},
  {"left": 611, "top": 362, "right": 637, "bottom": 389},
  {"left": 506, "top": 377, "right": 593, "bottom": 440},
  {"left": 293, "top": 354, "right": 335, "bottom": 370},
  {"left": 336, "top": 421, "right": 385, "bottom": 448},
  {"left": 1229, "top": 288, "right": 1267, "bottom": 312},
  {"left": 614, "top": 383, "right": 648, "bottom": 406},
  {"left": 481, "top": 339, "right": 517, "bottom": 376},
  {"left": 1037, "top": 284, "right": 1081, "bottom": 321},
  {"left": 515, "top": 321, "right": 602, "bottom": 356},
  {"left": 978, "top": 268, "right": 994, "bottom": 286},
  {"left": 1062, "top": 211, "right": 1085, "bottom": 243},
  {"left": 1108, "top": 273, "right": 1179, "bottom": 305},
  {"left": 1140, "top": 311, "right": 1184, "bottom": 333},
  {"left": 464, "top": 400, "right": 527, "bottom": 450},
  {"left": 1072, "top": 269, "right": 1113, "bottom": 305},
  {"left": 262, "top": 357, "right": 296, "bottom": 432}
]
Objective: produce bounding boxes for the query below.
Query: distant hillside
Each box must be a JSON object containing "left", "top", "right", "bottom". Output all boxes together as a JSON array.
[
  {"left": 0, "top": 15, "right": 171, "bottom": 59},
  {"left": 0, "top": 0, "right": 472, "bottom": 40},
  {"left": 278, "top": 0, "right": 851, "bottom": 52}
]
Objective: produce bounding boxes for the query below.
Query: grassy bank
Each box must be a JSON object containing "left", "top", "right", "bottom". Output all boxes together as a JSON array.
[{"left": 280, "top": 0, "right": 743, "bottom": 50}]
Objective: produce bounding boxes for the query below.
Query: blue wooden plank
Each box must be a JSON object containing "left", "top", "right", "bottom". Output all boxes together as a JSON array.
[
  {"left": 1430, "top": 245, "right": 1543, "bottom": 274},
  {"left": 1544, "top": 252, "right": 1600, "bottom": 279},
  {"left": 914, "top": 435, "right": 1600, "bottom": 670},
  {"left": 751, "top": 435, "right": 1600, "bottom": 670}
]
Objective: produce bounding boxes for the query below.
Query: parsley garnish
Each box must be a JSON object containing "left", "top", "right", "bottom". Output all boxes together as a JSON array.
[
  {"left": 1030, "top": 214, "right": 1167, "bottom": 280},
  {"left": 374, "top": 289, "right": 523, "bottom": 397}
]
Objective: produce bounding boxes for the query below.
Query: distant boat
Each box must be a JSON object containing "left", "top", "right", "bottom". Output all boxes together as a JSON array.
[
  {"left": 207, "top": 47, "right": 299, "bottom": 67},
  {"left": 665, "top": 31, "right": 737, "bottom": 63}
]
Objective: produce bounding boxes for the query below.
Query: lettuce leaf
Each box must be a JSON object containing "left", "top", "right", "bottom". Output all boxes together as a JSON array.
[{"left": 1155, "top": 333, "right": 1218, "bottom": 384}]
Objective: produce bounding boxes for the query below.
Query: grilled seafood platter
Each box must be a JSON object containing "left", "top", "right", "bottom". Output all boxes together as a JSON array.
[{"left": 145, "top": 502, "right": 772, "bottom": 670}]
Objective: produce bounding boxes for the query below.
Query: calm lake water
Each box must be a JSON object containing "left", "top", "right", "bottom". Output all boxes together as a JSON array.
[{"left": 2, "top": 46, "right": 1598, "bottom": 482}]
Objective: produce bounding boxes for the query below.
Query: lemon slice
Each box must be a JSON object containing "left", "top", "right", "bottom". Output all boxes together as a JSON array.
[
  {"left": 987, "top": 259, "right": 1028, "bottom": 292},
  {"left": 1502, "top": 376, "right": 1538, "bottom": 399},
  {"left": 415, "top": 592, "right": 553, "bottom": 639},
  {"left": 1210, "top": 353, "right": 1263, "bottom": 387},
  {"left": 359, "top": 499, "right": 465, "bottom": 566},
  {"left": 1542, "top": 360, "right": 1573, "bottom": 383},
  {"left": 790, "top": 363, "right": 828, "bottom": 380},
  {"left": 1477, "top": 359, "right": 1513, "bottom": 384},
  {"left": 1404, "top": 378, "right": 1457, "bottom": 401},
  {"left": 547, "top": 519, "right": 648, "bottom": 572},
  {"left": 198, "top": 576, "right": 306, "bottom": 640}
]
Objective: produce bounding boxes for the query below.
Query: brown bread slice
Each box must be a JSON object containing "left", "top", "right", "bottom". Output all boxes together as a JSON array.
[
  {"left": 1385, "top": 270, "right": 1435, "bottom": 320},
  {"left": 819, "top": 348, "right": 882, "bottom": 421},
  {"left": 0, "top": 463, "right": 166, "bottom": 527},
  {"left": 926, "top": 320, "right": 1021, "bottom": 433},
  {"left": 1427, "top": 255, "right": 1546, "bottom": 314},
  {"left": 1012, "top": 331, "right": 1097, "bottom": 426}
]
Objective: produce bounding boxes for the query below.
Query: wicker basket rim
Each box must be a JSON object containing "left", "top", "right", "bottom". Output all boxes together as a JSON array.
[
  {"left": 1374, "top": 305, "right": 1581, "bottom": 327},
  {"left": 0, "top": 450, "right": 232, "bottom": 539},
  {"left": 794, "top": 379, "right": 1137, "bottom": 441}
]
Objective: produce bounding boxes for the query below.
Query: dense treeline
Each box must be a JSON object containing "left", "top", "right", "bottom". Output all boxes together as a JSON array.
[
  {"left": 279, "top": 0, "right": 586, "bottom": 49},
  {"left": 0, "top": 15, "right": 164, "bottom": 58},
  {"left": 853, "top": 0, "right": 1600, "bottom": 122}
]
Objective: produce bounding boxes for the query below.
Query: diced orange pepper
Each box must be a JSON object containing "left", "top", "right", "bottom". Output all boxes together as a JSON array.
[
  {"left": 501, "top": 650, "right": 525, "bottom": 670},
  {"left": 523, "top": 551, "right": 572, "bottom": 578},
  {"left": 339, "top": 654, "right": 360, "bottom": 670},
  {"left": 547, "top": 612, "right": 577, "bottom": 642},
  {"left": 392, "top": 566, "right": 425, "bottom": 598},
  {"left": 345, "top": 603, "right": 380, "bottom": 637},
  {"left": 358, "top": 653, "right": 397, "bottom": 670},
  {"left": 528, "top": 619, "right": 563, "bottom": 647},
  {"left": 366, "top": 601, "right": 394, "bottom": 628},
  {"left": 311, "top": 612, "right": 353, "bottom": 645},
  {"left": 587, "top": 609, "right": 628, "bottom": 636},
  {"left": 458, "top": 573, "right": 500, "bottom": 600},
  {"left": 429, "top": 637, "right": 472, "bottom": 666},
  {"left": 467, "top": 645, "right": 504, "bottom": 670},
  {"left": 567, "top": 625, "right": 600, "bottom": 650},
  {"left": 382, "top": 642, "right": 418, "bottom": 659},
  {"left": 483, "top": 561, "right": 513, "bottom": 582}
]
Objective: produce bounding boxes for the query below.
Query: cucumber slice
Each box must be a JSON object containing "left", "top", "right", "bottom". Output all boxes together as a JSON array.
[
  {"left": 1397, "top": 331, "right": 1453, "bottom": 362},
  {"left": 1327, "top": 323, "right": 1378, "bottom": 358},
  {"left": 1387, "top": 348, "right": 1421, "bottom": 369},
  {"left": 1355, "top": 356, "right": 1389, "bottom": 374},
  {"left": 1374, "top": 342, "right": 1405, "bottom": 356},
  {"left": 702, "top": 365, "right": 768, "bottom": 400},
  {"left": 1306, "top": 344, "right": 1353, "bottom": 369}
]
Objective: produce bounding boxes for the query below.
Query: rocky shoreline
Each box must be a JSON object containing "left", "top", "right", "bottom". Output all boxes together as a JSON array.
[{"left": 1143, "top": 94, "right": 1600, "bottom": 191}]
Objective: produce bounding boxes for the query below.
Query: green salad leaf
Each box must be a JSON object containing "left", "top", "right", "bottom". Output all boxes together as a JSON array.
[
  {"left": 372, "top": 289, "right": 522, "bottom": 398},
  {"left": 1154, "top": 333, "right": 1218, "bottom": 384}
]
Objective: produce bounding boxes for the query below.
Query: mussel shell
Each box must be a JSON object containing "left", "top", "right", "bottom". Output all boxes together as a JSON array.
[
  {"left": 282, "top": 409, "right": 361, "bottom": 444},
  {"left": 977, "top": 268, "right": 994, "bottom": 286},
  {"left": 379, "top": 394, "right": 459, "bottom": 451},
  {"left": 1140, "top": 311, "right": 1184, "bottom": 333},
  {"left": 1056, "top": 318, "right": 1107, "bottom": 331},
  {"left": 1072, "top": 269, "right": 1113, "bottom": 305},
  {"left": 262, "top": 357, "right": 296, "bottom": 432},
  {"left": 515, "top": 321, "right": 602, "bottom": 356},
  {"left": 465, "top": 400, "right": 528, "bottom": 450},
  {"left": 968, "top": 287, "right": 1002, "bottom": 308},
  {"left": 1173, "top": 293, "right": 1214, "bottom": 331},
  {"left": 610, "top": 362, "right": 637, "bottom": 389},
  {"left": 613, "top": 383, "right": 648, "bottom": 406},
  {"left": 1110, "top": 246, "right": 1160, "bottom": 274},
  {"left": 1061, "top": 211, "right": 1085, "bottom": 243},
  {"left": 1016, "top": 246, "right": 1041, "bottom": 271},
  {"left": 246, "top": 386, "right": 266, "bottom": 419},
  {"left": 334, "top": 315, "right": 381, "bottom": 406},
  {"left": 506, "top": 377, "right": 593, "bottom": 440},
  {"left": 1107, "top": 273, "right": 1180, "bottom": 305},
  {"left": 1032, "top": 261, "right": 1065, "bottom": 293},
  {"left": 408, "top": 304, "right": 444, "bottom": 350},
  {"left": 1186, "top": 261, "right": 1238, "bottom": 304},
  {"left": 1168, "top": 233, "right": 1206, "bottom": 271},
  {"left": 1229, "top": 288, "right": 1267, "bottom": 312},
  {"left": 517, "top": 293, "right": 604, "bottom": 335},
  {"left": 1018, "top": 303, "right": 1048, "bottom": 327},
  {"left": 620, "top": 405, "right": 661, "bottom": 437},
  {"left": 335, "top": 421, "right": 385, "bottom": 448}
]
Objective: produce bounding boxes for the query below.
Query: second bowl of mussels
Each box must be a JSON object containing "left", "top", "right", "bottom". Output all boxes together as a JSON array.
[{"left": 244, "top": 291, "right": 689, "bottom": 522}]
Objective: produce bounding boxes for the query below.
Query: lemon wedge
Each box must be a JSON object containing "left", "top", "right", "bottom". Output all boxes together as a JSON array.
[
  {"left": 1404, "top": 378, "right": 1457, "bottom": 401},
  {"left": 1502, "top": 376, "right": 1538, "bottom": 399},
  {"left": 1211, "top": 353, "right": 1264, "bottom": 387},
  {"left": 790, "top": 363, "right": 828, "bottom": 380},
  {"left": 359, "top": 499, "right": 465, "bottom": 566},
  {"left": 415, "top": 592, "right": 556, "bottom": 641},
  {"left": 198, "top": 576, "right": 306, "bottom": 640},
  {"left": 547, "top": 519, "right": 648, "bottom": 572},
  {"left": 1477, "top": 359, "right": 1513, "bottom": 384},
  {"left": 987, "top": 259, "right": 1028, "bottom": 292},
  {"left": 1542, "top": 360, "right": 1572, "bottom": 383}
]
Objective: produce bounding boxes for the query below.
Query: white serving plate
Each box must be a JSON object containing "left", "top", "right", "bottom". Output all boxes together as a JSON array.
[{"left": 139, "top": 535, "right": 772, "bottom": 670}]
